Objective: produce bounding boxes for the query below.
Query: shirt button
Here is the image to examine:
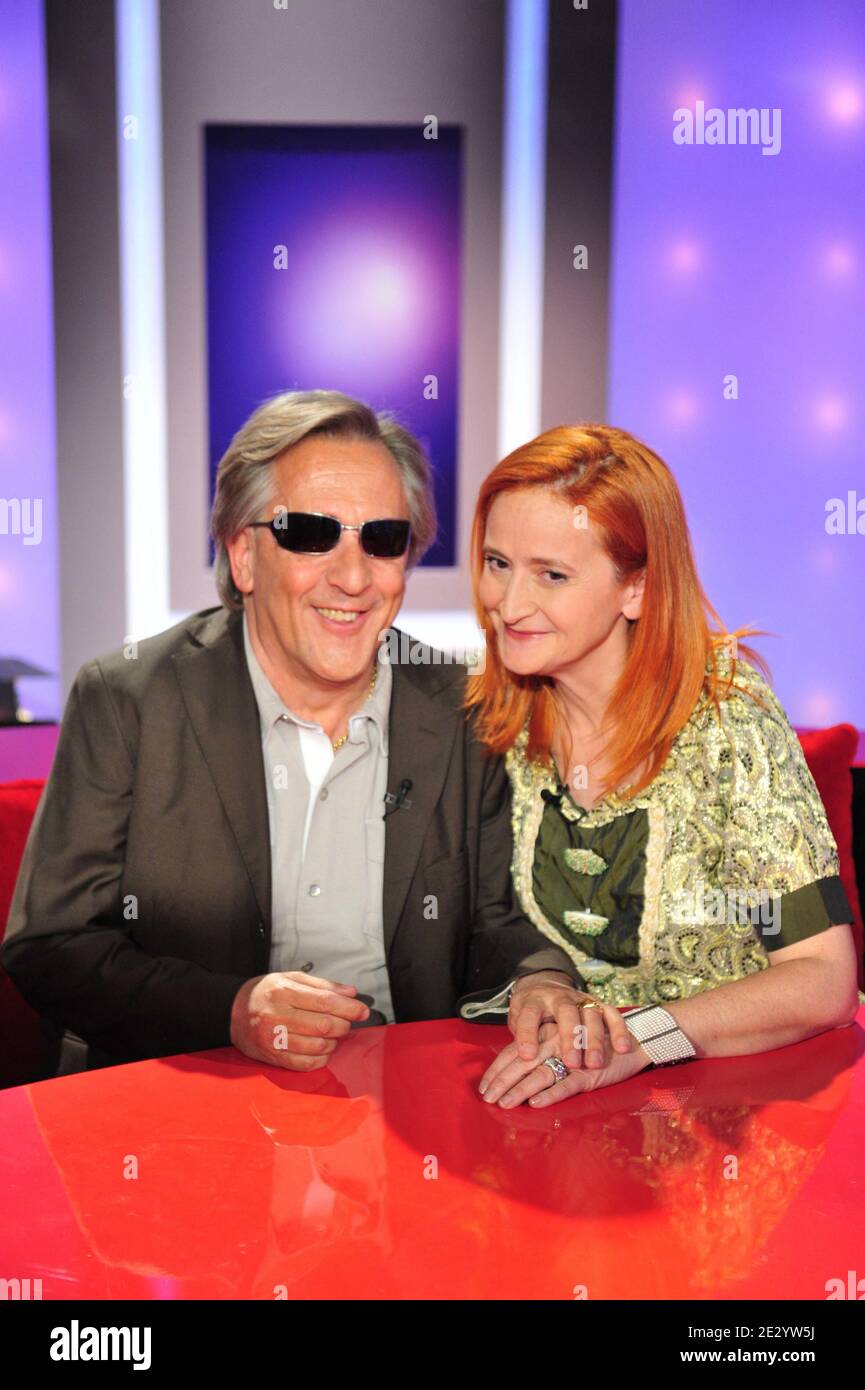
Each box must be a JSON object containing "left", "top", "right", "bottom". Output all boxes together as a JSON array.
[
  {"left": 308, "top": 883, "right": 321, "bottom": 897},
  {"left": 319, "top": 788, "right": 328, "bottom": 801},
  {"left": 257, "top": 922, "right": 265, "bottom": 937}
]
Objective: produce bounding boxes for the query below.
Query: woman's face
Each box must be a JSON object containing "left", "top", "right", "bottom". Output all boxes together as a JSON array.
[{"left": 479, "top": 487, "right": 644, "bottom": 681}]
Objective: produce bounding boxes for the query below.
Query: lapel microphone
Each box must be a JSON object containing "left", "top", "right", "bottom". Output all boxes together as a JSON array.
[{"left": 384, "top": 778, "right": 414, "bottom": 816}]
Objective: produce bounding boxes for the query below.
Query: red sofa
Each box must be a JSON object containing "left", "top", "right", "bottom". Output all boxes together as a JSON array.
[{"left": 0, "top": 780, "right": 57, "bottom": 1086}]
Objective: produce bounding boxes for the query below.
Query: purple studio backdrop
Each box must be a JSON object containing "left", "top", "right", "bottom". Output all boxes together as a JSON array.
[
  {"left": 204, "top": 124, "right": 462, "bottom": 568},
  {"left": 609, "top": 0, "right": 865, "bottom": 731}
]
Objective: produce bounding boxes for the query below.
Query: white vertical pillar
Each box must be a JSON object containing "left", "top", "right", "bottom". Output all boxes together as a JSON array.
[
  {"left": 116, "top": 0, "right": 171, "bottom": 640},
  {"left": 498, "top": 0, "right": 550, "bottom": 461}
]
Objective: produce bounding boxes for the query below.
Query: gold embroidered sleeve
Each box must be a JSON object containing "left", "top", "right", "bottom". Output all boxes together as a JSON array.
[{"left": 716, "top": 666, "right": 854, "bottom": 951}]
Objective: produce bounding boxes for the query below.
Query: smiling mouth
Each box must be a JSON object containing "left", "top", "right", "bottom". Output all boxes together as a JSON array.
[
  {"left": 314, "top": 606, "right": 367, "bottom": 624},
  {"left": 504, "top": 624, "right": 551, "bottom": 637}
]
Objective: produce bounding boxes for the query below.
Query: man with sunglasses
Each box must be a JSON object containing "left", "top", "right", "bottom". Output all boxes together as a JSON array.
[{"left": 3, "top": 390, "right": 581, "bottom": 1073}]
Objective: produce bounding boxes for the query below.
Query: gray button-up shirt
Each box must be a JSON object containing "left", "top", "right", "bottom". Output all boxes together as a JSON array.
[{"left": 242, "top": 615, "right": 395, "bottom": 1023}]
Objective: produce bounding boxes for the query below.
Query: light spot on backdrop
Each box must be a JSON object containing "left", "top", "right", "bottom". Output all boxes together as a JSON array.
[
  {"left": 813, "top": 395, "right": 849, "bottom": 432},
  {"left": 667, "top": 391, "right": 699, "bottom": 426},
  {"left": 667, "top": 239, "right": 702, "bottom": 275},
  {"left": 273, "top": 225, "right": 431, "bottom": 385},
  {"left": 803, "top": 689, "right": 841, "bottom": 725},
  {"left": 822, "top": 242, "right": 856, "bottom": 277},
  {"left": 810, "top": 543, "right": 842, "bottom": 577},
  {"left": 826, "top": 81, "right": 864, "bottom": 124}
]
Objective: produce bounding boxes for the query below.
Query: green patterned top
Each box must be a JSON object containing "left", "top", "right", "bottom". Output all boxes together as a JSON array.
[{"left": 505, "top": 652, "right": 853, "bottom": 1007}]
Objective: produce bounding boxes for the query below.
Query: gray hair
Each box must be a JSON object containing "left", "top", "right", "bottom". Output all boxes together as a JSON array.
[{"left": 210, "top": 389, "right": 438, "bottom": 609}]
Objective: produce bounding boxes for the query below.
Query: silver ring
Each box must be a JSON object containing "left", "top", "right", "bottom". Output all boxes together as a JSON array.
[{"left": 542, "top": 1056, "right": 569, "bottom": 1083}]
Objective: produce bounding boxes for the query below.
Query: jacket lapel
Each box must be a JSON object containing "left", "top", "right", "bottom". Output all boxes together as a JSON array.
[
  {"left": 383, "top": 655, "right": 460, "bottom": 954},
  {"left": 171, "top": 609, "right": 272, "bottom": 929}
]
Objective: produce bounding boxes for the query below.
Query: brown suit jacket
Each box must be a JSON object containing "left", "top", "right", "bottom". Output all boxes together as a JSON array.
[{"left": 1, "top": 607, "right": 578, "bottom": 1067}]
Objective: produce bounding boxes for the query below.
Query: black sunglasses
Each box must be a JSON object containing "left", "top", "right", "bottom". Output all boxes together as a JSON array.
[{"left": 248, "top": 512, "right": 411, "bottom": 558}]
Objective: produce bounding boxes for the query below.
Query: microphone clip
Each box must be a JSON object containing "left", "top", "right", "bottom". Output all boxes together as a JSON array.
[{"left": 384, "top": 778, "right": 414, "bottom": 817}]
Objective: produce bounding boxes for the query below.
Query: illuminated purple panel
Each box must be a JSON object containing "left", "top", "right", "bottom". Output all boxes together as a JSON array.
[
  {"left": 205, "top": 125, "right": 461, "bottom": 566},
  {"left": 609, "top": 0, "right": 865, "bottom": 730},
  {"left": 0, "top": 0, "right": 59, "bottom": 722}
]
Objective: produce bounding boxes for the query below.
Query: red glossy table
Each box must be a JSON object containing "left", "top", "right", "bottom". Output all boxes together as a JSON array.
[{"left": 1, "top": 1014, "right": 863, "bottom": 1300}]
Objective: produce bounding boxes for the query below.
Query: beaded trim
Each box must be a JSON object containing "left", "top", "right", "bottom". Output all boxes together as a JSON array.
[
  {"left": 638, "top": 800, "right": 666, "bottom": 980},
  {"left": 563, "top": 908, "right": 610, "bottom": 936},
  {"left": 564, "top": 847, "right": 607, "bottom": 876}
]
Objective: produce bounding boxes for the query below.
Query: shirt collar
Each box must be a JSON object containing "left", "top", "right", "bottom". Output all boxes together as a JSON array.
[{"left": 242, "top": 611, "right": 391, "bottom": 754}]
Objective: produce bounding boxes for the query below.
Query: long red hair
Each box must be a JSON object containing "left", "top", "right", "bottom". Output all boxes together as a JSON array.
[{"left": 464, "top": 424, "right": 770, "bottom": 798}]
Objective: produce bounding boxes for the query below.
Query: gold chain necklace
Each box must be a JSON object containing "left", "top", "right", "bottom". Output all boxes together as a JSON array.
[{"left": 331, "top": 666, "right": 377, "bottom": 752}]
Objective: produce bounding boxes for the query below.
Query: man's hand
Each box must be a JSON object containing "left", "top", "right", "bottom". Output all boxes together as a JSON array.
[
  {"left": 230, "top": 971, "right": 369, "bottom": 1070},
  {"left": 480, "top": 1019, "right": 651, "bottom": 1108},
  {"left": 509, "top": 970, "right": 635, "bottom": 1069}
]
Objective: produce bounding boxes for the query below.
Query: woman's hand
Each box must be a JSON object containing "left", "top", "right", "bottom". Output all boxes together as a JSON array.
[
  {"left": 480, "top": 1019, "right": 651, "bottom": 1109},
  {"left": 508, "top": 970, "right": 635, "bottom": 1069}
]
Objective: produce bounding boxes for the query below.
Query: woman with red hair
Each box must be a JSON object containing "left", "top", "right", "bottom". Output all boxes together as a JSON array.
[{"left": 465, "top": 424, "right": 858, "bottom": 1109}]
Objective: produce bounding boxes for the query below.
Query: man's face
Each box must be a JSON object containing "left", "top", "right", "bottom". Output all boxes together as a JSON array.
[{"left": 227, "top": 436, "right": 410, "bottom": 687}]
